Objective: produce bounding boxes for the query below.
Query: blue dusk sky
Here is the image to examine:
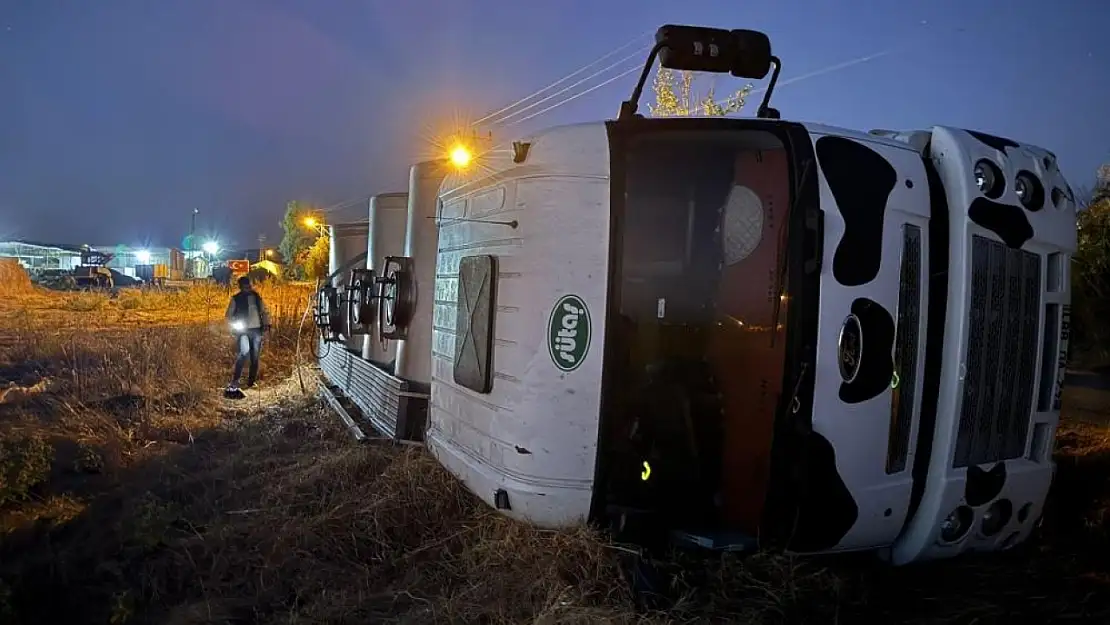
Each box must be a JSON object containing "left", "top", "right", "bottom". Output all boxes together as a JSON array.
[{"left": 1, "top": 0, "right": 1106, "bottom": 248}]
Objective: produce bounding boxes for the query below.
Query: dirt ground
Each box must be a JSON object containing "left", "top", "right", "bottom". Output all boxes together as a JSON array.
[{"left": 0, "top": 284, "right": 1108, "bottom": 624}]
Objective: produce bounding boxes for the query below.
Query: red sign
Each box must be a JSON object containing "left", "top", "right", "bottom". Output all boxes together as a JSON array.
[{"left": 227, "top": 259, "right": 250, "bottom": 273}]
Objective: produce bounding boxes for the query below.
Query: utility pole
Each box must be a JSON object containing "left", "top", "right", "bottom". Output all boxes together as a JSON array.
[
  {"left": 183, "top": 208, "right": 200, "bottom": 279},
  {"left": 190, "top": 208, "right": 199, "bottom": 249}
]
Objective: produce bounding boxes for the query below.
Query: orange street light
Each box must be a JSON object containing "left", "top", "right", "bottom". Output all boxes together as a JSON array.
[{"left": 448, "top": 143, "right": 472, "bottom": 169}]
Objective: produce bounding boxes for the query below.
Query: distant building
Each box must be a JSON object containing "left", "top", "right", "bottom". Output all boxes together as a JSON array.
[
  {"left": 0, "top": 240, "right": 84, "bottom": 272},
  {"left": 0, "top": 240, "right": 189, "bottom": 280},
  {"left": 229, "top": 248, "right": 284, "bottom": 264},
  {"left": 89, "top": 244, "right": 184, "bottom": 277},
  {"left": 251, "top": 259, "right": 283, "bottom": 278}
]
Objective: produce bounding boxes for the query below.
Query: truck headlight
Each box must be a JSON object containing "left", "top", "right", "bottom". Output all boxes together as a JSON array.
[
  {"left": 980, "top": 499, "right": 1013, "bottom": 537},
  {"left": 973, "top": 159, "right": 1003, "bottom": 199},
  {"left": 939, "top": 505, "right": 973, "bottom": 543},
  {"left": 1014, "top": 171, "right": 1044, "bottom": 211}
]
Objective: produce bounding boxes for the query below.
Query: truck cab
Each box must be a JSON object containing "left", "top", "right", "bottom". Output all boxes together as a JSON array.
[
  {"left": 316, "top": 24, "right": 1078, "bottom": 565},
  {"left": 422, "top": 26, "right": 1078, "bottom": 564}
]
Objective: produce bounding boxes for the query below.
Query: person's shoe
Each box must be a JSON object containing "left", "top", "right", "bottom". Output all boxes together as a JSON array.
[{"left": 245, "top": 381, "right": 256, "bottom": 389}]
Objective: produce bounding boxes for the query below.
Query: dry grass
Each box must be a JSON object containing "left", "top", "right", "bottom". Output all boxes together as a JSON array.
[
  {"left": 0, "top": 285, "right": 1108, "bottom": 624},
  {"left": 4, "top": 281, "right": 311, "bottom": 332},
  {"left": 0, "top": 259, "right": 32, "bottom": 298}
]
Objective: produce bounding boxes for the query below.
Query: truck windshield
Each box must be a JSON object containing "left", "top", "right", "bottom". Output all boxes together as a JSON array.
[{"left": 609, "top": 128, "right": 795, "bottom": 533}]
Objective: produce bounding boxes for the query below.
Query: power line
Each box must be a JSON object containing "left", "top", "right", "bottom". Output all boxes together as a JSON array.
[
  {"left": 705, "top": 20, "right": 943, "bottom": 111},
  {"left": 472, "top": 30, "right": 651, "bottom": 127},
  {"left": 312, "top": 35, "right": 643, "bottom": 218},
  {"left": 501, "top": 63, "right": 643, "bottom": 128},
  {"left": 705, "top": 49, "right": 895, "bottom": 112},
  {"left": 318, "top": 194, "right": 373, "bottom": 214},
  {"left": 323, "top": 36, "right": 909, "bottom": 212},
  {"left": 489, "top": 46, "right": 648, "bottom": 127}
]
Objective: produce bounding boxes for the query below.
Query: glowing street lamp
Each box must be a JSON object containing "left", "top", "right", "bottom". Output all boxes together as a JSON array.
[
  {"left": 135, "top": 249, "right": 151, "bottom": 264},
  {"left": 202, "top": 240, "right": 220, "bottom": 255},
  {"left": 302, "top": 216, "right": 327, "bottom": 236},
  {"left": 265, "top": 248, "right": 274, "bottom": 257},
  {"left": 448, "top": 143, "right": 472, "bottom": 170}
]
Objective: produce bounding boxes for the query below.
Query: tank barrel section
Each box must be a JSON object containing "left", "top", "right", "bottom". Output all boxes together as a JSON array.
[
  {"left": 360, "top": 194, "right": 378, "bottom": 362},
  {"left": 314, "top": 202, "right": 419, "bottom": 360},
  {"left": 318, "top": 188, "right": 434, "bottom": 443},
  {"left": 327, "top": 225, "right": 340, "bottom": 286},
  {"left": 394, "top": 160, "right": 452, "bottom": 385},
  {"left": 619, "top": 25, "right": 777, "bottom": 120},
  {"left": 323, "top": 223, "right": 371, "bottom": 353},
  {"left": 359, "top": 146, "right": 485, "bottom": 376},
  {"left": 362, "top": 192, "right": 411, "bottom": 365},
  {"left": 316, "top": 155, "right": 471, "bottom": 441}
]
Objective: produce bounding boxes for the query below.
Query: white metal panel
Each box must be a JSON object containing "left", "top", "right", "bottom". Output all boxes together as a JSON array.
[
  {"left": 427, "top": 122, "right": 611, "bottom": 527},
  {"left": 805, "top": 125, "right": 931, "bottom": 551}
]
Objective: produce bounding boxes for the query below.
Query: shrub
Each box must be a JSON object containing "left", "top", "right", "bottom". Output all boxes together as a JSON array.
[
  {"left": 0, "top": 436, "right": 54, "bottom": 507},
  {"left": 1072, "top": 168, "right": 1110, "bottom": 365}
]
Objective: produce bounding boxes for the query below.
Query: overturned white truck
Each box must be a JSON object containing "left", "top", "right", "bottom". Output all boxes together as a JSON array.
[{"left": 316, "top": 24, "right": 1078, "bottom": 565}]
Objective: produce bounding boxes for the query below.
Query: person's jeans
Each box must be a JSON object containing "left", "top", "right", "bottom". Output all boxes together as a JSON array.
[{"left": 231, "top": 328, "right": 263, "bottom": 387}]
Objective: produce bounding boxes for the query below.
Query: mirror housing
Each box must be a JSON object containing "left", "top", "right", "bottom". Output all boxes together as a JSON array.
[
  {"left": 656, "top": 24, "right": 736, "bottom": 74},
  {"left": 618, "top": 24, "right": 780, "bottom": 120},
  {"left": 728, "top": 29, "right": 773, "bottom": 80},
  {"left": 655, "top": 25, "right": 772, "bottom": 80}
]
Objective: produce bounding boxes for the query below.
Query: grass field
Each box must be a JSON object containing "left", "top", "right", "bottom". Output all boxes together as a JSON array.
[{"left": 0, "top": 281, "right": 1108, "bottom": 624}]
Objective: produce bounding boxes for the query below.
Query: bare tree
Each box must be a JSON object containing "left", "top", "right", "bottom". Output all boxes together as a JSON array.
[{"left": 648, "top": 67, "right": 752, "bottom": 117}]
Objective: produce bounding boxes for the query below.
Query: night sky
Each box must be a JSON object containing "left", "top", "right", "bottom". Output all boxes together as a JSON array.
[{"left": 2, "top": 0, "right": 1107, "bottom": 249}]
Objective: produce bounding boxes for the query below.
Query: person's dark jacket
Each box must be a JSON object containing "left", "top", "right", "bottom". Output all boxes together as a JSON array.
[{"left": 225, "top": 290, "right": 271, "bottom": 330}]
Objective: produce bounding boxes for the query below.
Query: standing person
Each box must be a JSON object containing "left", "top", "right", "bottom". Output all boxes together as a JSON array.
[{"left": 225, "top": 276, "right": 271, "bottom": 392}]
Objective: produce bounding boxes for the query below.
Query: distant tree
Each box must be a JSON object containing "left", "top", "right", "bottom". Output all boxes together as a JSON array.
[
  {"left": 1072, "top": 164, "right": 1110, "bottom": 364},
  {"left": 298, "top": 234, "right": 330, "bottom": 281},
  {"left": 247, "top": 266, "right": 273, "bottom": 284},
  {"left": 279, "top": 201, "right": 317, "bottom": 279},
  {"left": 1094, "top": 164, "right": 1110, "bottom": 205},
  {"left": 648, "top": 67, "right": 753, "bottom": 117}
]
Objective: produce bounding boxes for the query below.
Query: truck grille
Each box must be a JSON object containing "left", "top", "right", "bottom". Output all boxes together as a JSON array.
[
  {"left": 954, "top": 236, "right": 1041, "bottom": 468},
  {"left": 887, "top": 225, "right": 922, "bottom": 474}
]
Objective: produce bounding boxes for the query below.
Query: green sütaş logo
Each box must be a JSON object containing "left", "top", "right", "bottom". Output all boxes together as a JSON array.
[{"left": 548, "top": 295, "right": 590, "bottom": 372}]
